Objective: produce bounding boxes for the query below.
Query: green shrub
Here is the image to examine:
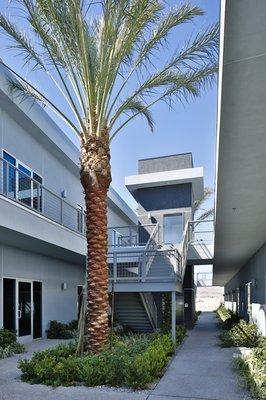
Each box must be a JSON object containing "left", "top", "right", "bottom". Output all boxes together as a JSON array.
[
  {"left": 219, "top": 319, "right": 260, "bottom": 348},
  {"left": 216, "top": 305, "right": 241, "bottom": 330},
  {"left": 0, "top": 328, "right": 16, "bottom": 348},
  {"left": 176, "top": 325, "right": 187, "bottom": 345},
  {"left": 235, "top": 341, "right": 266, "bottom": 399},
  {"left": 19, "top": 329, "right": 186, "bottom": 389},
  {"left": 0, "top": 342, "right": 25, "bottom": 359},
  {"left": 46, "top": 320, "right": 78, "bottom": 339},
  {"left": 0, "top": 328, "right": 25, "bottom": 359},
  {"left": 216, "top": 304, "right": 231, "bottom": 322}
]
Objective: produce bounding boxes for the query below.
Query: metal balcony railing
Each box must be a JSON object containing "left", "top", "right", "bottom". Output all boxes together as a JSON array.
[
  {"left": 0, "top": 157, "right": 86, "bottom": 235},
  {"left": 108, "top": 223, "right": 158, "bottom": 247}
]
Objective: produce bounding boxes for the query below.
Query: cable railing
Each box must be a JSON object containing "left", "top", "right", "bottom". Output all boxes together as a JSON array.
[
  {"left": 108, "top": 247, "right": 183, "bottom": 283},
  {"left": 107, "top": 223, "right": 158, "bottom": 247},
  {"left": 0, "top": 157, "right": 86, "bottom": 235}
]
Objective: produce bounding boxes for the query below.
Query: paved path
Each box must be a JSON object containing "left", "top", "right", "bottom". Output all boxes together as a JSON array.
[
  {"left": 149, "top": 312, "right": 251, "bottom": 400},
  {"left": 0, "top": 313, "right": 250, "bottom": 400}
]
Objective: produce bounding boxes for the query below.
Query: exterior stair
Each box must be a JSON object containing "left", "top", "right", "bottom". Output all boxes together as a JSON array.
[
  {"left": 146, "top": 250, "right": 175, "bottom": 278},
  {"left": 114, "top": 292, "right": 154, "bottom": 332}
]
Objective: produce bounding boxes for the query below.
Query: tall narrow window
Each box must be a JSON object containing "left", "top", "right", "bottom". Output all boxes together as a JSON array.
[
  {"left": 163, "top": 214, "right": 183, "bottom": 244},
  {"left": 77, "top": 204, "right": 84, "bottom": 233},
  {"left": 3, "top": 151, "right": 16, "bottom": 199},
  {"left": 18, "top": 163, "right": 31, "bottom": 207}
]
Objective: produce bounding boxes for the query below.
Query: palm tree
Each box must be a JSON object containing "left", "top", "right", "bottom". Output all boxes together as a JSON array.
[
  {"left": 0, "top": 0, "right": 218, "bottom": 353},
  {"left": 194, "top": 187, "right": 214, "bottom": 222}
]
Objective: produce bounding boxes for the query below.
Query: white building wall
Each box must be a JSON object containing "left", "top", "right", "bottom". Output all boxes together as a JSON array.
[{"left": 0, "top": 244, "right": 85, "bottom": 336}]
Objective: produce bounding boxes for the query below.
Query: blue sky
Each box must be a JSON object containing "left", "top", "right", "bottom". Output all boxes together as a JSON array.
[{"left": 0, "top": 0, "right": 220, "bottom": 211}]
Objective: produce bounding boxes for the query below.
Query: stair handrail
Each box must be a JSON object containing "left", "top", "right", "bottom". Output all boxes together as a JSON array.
[
  {"left": 140, "top": 293, "right": 158, "bottom": 330},
  {"left": 141, "top": 223, "right": 159, "bottom": 280},
  {"left": 195, "top": 238, "right": 213, "bottom": 259},
  {"left": 179, "top": 220, "right": 191, "bottom": 279}
]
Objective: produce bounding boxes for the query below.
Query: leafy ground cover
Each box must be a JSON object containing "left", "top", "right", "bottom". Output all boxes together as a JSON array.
[
  {"left": 19, "top": 326, "right": 186, "bottom": 389},
  {"left": 216, "top": 305, "right": 260, "bottom": 347},
  {"left": 216, "top": 305, "right": 266, "bottom": 399},
  {"left": 235, "top": 338, "right": 266, "bottom": 400},
  {"left": 46, "top": 320, "right": 78, "bottom": 339},
  {"left": 0, "top": 328, "right": 25, "bottom": 359}
]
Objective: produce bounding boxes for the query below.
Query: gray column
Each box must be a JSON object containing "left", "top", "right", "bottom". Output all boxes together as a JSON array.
[{"left": 171, "top": 291, "right": 176, "bottom": 344}]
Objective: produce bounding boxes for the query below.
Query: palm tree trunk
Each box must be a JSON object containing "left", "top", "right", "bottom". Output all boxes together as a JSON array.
[{"left": 80, "top": 134, "right": 111, "bottom": 353}]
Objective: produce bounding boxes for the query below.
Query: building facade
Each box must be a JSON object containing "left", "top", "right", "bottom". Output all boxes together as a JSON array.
[
  {"left": 214, "top": 0, "right": 266, "bottom": 335},
  {"left": 0, "top": 64, "right": 137, "bottom": 342}
]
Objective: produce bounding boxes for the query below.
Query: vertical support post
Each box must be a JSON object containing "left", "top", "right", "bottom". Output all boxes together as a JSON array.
[
  {"left": 129, "top": 226, "right": 132, "bottom": 246},
  {"left": 60, "top": 197, "right": 63, "bottom": 225},
  {"left": 113, "top": 252, "right": 117, "bottom": 282},
  {"left": 141, "top": 252, "right": 146, "bottom": 282},
  {"left": 37, "top": 183, "right": 41, "bottom": 212},
  {"left": 110, "top": 280, "right": 115, "bottom": 350},
  {"left": 171, "top": 291, "right": 176, "bottom": 345}
]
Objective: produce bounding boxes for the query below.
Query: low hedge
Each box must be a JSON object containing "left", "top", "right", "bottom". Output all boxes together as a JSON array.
[
  {"left": 19, "top": 326, "right": 186, "bottom": 389},
  {"left": 216, "top": 305, "right": 241, "bottom": 330},
  {"left": 216, "top": 306, "right": 260, "bottom": 348},
  {"left": 0, "top": 328, "right": 25, "bottom": 359},
  {"left": 46, "top": 320, "right": 78, "bottom": 339},
  {"left": 235, "top": 338, "right": 266, "bottom": 400},
  {"left": 219, "top": 319, "right": 260, "bottom": 348}
]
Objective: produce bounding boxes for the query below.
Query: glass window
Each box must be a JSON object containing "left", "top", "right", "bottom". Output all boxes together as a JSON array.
[
  {"left": 18, "top": 163, "right": 32, "bottom": 207},
  {"left": 77, "top": 204, "right": 84, "bottom": 233},
  {"left": 163, "top": 213, "right": 183, "bottom": 244},
  {"left": 33, "top": 172, "right": 43, "bottom": 211},
  {"left": 3, "top": 151, "right": 16, "bottom": 198}
]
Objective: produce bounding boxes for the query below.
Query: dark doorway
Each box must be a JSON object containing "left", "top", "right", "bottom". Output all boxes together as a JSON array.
[
  {"left": 33, "top": 281, "right": 42, "bottom": 339},
  {"left": 18, "top": 281, "right": 31, "bottom": 337},
  {"left": 3, "top": 278, "right": 16, "bottom": 331}
]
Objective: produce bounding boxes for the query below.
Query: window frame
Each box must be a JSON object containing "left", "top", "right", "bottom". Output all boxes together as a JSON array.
[
  {"left": 163, "top": 212, "right": 184, "bottom": 244},
  {"left": 2, "top": 150, "right": 43, "bottom": 211}
]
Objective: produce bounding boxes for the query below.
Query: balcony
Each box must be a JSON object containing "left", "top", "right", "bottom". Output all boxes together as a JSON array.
[
  {"left": 0, "top": 156, "right": 86, "bottom": 235},
  {"left": 108, "top": 219, "right": 214, "bottom": 289}
]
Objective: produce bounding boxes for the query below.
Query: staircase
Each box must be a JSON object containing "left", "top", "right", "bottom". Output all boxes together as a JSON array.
[
  {"left": 114, "top": 292, "right": 154, "bottom": 332},
  {"left": 146, "top": 250, "right": 175, "bottom": 278}
]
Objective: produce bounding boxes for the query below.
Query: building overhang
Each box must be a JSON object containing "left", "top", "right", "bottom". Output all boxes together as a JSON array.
[
  {"left": 213, "top": 0, "right": 266, "bottom": 286},
  {"left": 125, "top": 167, "right": 204, "bottom": 202}
]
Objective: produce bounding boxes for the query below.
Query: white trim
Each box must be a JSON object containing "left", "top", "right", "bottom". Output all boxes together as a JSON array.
[
  {"left": 2, "top": 149, "right": 44, "bottom": 210},
  {"left": 2, "top": 276, "right": 43, "bottom": 341}
]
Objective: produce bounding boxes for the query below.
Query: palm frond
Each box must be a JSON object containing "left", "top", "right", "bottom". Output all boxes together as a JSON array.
[
  {"left": 118, "top": 99, "right": 155, "bottom": 133},
  {"left": 0, "top": 0, "right": 218, "bottom": 142},
  {"left": 0, "top": 14, "right": 44, "bottom": 69}
]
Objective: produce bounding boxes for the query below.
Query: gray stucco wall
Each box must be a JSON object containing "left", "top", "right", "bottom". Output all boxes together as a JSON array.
[
  {"left": 0, "top": 244, "right": 85, "bottom": 337},
  {"left": 0, "top": 108, "right": 84, "bottom": 208},
  {"left": 138, "top": 153, "right": 193, "bottom": 174},
  {"left": 224, "top": 243, "right": 266, "bottom": 334}
]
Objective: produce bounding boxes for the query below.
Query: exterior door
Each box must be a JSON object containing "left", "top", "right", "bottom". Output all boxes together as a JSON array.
[
  {"left": 163, "top": 213, "right": 183, "bottom": 244},
  {"left": 18, "top": 281, "right": 32, "bottom": 341}
]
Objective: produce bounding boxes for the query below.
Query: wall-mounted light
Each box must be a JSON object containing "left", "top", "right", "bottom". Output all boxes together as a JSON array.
[
  {"left": 61, "top": 190, "right": 67, "bottom": 198},
  {"left": 251, "top": 278, "right": 256, "bottom": 287},
  {"left": 61, "top": 282, "right": 67, "bottom": 291},
  {"left": 147, "top": 212, "right": 151, "bottom": 219}
]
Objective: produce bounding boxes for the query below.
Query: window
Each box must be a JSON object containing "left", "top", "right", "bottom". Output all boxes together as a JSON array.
[
  {"left": 2, "top": 151, "right": 43, "bottom": 211},
  {"left": 246, "top": 282, "right": 252, "bottom": 320},
  {"left": 163, "top": 213, "right": 183, "bottom": 244},
  {"left": 3, "top": 151, "right": 16, "bottom": 198},
  {"left": 18, "top": 163, "right": 31, "bottom": 207},
  {"left": 77, "top": 204, "right": 84, "bottom": 233},
  {"left": 33, "top": 172, "right": 43, "bottom": 211}
]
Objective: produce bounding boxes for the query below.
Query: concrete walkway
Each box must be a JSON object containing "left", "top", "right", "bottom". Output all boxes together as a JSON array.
[
  {"left": 0, "top": 313, "right": 250, "bottom": 400},
  {"left": 149, "top": 312, "right": 251, "bottom": 400}
]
